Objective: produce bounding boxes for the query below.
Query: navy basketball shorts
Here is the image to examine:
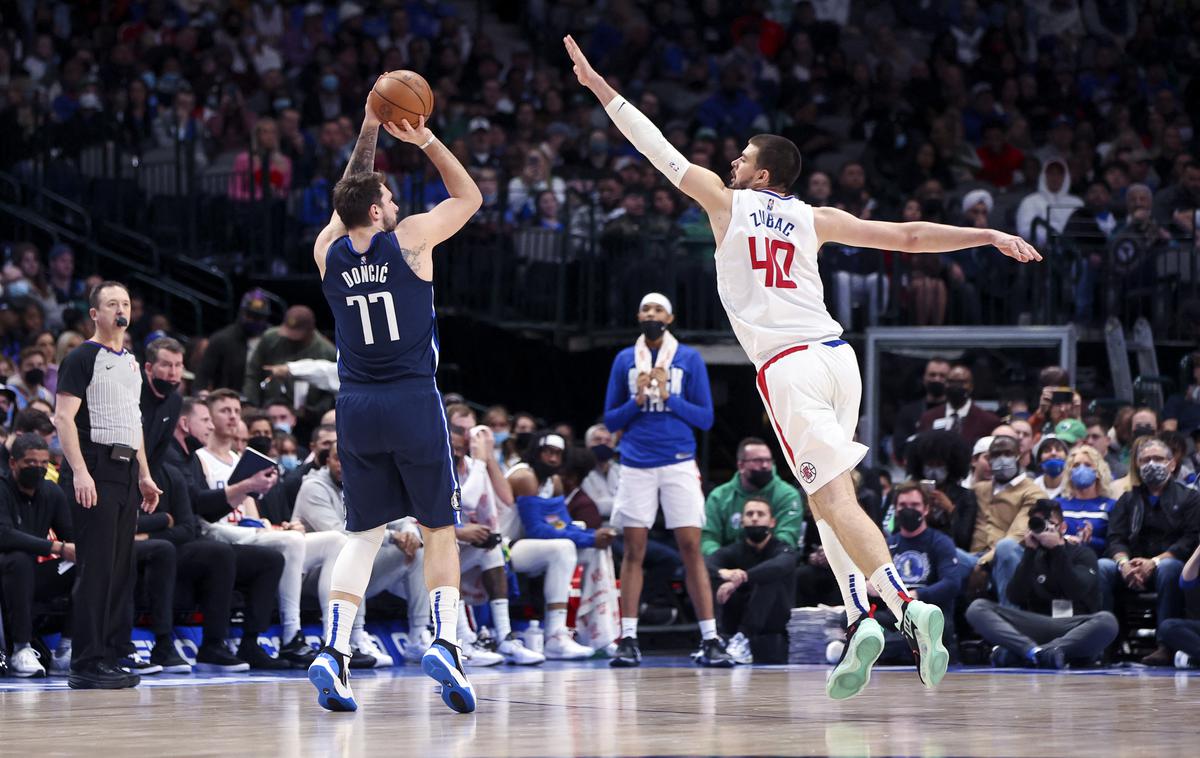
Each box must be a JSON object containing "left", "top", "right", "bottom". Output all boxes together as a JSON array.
[{"left": 336, "top": 379, "right": 461, "bottom": 532}]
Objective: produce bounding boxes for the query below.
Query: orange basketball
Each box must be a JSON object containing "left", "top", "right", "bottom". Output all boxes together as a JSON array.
[{"left": 368, "top": 70, "right": 435, "bottom": 127}]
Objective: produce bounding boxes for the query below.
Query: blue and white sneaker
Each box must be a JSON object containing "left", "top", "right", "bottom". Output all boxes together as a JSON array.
[
  {"left": 308, "top": 646, "right": 358, "bottom": 712},
  {"left": 422, "top": 638, "right": 477, "bottom": 714}
]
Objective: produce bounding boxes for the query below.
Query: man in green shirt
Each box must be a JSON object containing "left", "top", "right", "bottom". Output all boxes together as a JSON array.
[
  {"left": 702, "top": 437, "right": 806, "bottom": 555},
  {"left": 242, "top": 305, "right": 337, "bottom": 434}
]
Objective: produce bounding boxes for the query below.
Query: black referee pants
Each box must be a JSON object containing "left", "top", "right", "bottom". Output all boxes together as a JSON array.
[
  {"left": 0, "top": 553, "right": 76, "bottom": 646},
  {"left": 62, "top": 448, "right": 139, "bottom": 671}
]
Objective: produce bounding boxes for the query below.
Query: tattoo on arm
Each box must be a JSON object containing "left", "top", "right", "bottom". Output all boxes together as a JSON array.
[
  {"left": 399, "top": 243, "right": 427, "bottom": 272},
  {"left": 343, "top": 124, "right": 380, "bottom": 179}
]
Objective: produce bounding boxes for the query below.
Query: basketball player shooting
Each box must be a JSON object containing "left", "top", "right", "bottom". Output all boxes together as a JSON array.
[
  {"left": 306, "top": 90, "right": 483, "bottom": 714},
  {"left": 564, "top": 35, "right": 1041, "bottom": 700}
]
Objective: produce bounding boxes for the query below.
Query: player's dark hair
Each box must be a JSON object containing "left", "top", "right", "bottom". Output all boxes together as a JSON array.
[
  {"left": 88, "top": 280, "right": 129, "bottom": 310},
  {"left": 332, "top": 171, "right": 386, "bottom": 229},
  {"left": 11, "top": 432, "right": 49, "bottom": 461},
  {"left": 749, "top": 134, "right": 802, "bottom": 192},
  {"left": 146, "top": 337, "right": 184, "bottom": 365}
]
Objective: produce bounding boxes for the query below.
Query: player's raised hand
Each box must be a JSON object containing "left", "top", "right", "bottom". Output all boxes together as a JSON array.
[
  {"left": 992, "top": 231, "right": 1042, "bottom": 263},
  {"left": 383, "top": 115, "right": 433, "bottom": 146},
  {"left": 563, "top": 34, "right": 599, "bottom": 88}
]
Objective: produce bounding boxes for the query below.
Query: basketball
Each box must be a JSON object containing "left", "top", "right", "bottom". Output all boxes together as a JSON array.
[{"left": 368, "top": 70, "right": 434, "bottom": 126}]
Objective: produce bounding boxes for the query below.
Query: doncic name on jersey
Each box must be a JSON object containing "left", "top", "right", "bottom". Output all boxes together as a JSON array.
[{"left": 341, "top": 258, "right": 389, "bottom": 288}]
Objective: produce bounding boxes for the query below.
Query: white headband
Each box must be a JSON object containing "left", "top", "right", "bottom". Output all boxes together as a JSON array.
[
  {"left": 539, "top": 434, "right": 566, "bottom": 451},
  {"left": 639, "top": 292, "right": 673, "bottom": 315}
]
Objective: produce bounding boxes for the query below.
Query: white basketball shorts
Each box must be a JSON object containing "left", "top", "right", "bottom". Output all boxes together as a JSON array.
[
  {"left": 610, "top": 459, "right": 705, "bottom": 530},
  {"left": 458, "top": 542, "right": 505, "bottom": 573},
  {"left": 755, "top": 340, "right": 868, "bottom": 495}
]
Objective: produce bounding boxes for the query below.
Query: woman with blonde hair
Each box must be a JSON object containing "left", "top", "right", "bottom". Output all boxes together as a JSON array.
[{"left": 1056, "top": 444, "right": 1116, "bottom": 557}]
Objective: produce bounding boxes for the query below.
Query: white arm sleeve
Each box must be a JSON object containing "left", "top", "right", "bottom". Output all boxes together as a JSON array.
[{"left": 604, "top": 97, "right": 690, "bottom": 188}]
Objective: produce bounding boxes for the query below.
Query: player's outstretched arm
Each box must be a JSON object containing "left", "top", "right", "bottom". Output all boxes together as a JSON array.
[
  {"left": 563, "top": 34, "right": 730, "bottom": 221},
  {"left": 314, "top": 100, "right": 382, "bottom": 275},
  {"left": 385, "top": 115, "right": 482, "bottom": 249},
  {"left": 812, "top": 206, "right": 1042, "bottom": 263}
]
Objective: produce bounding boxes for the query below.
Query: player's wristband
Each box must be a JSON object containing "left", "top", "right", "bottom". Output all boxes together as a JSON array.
[{"left": 418, "top": 135, "right": 436, "bottom": 150}]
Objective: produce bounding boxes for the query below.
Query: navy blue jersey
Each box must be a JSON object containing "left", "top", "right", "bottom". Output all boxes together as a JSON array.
[{"left": 321, "top": 231, "right": 439, "bottom": 385}]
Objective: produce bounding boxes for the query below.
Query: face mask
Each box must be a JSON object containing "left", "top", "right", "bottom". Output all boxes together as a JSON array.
[
  {"left": 492, "top": 430, "right": 510, "bottom": 445},
  {"left": 1069, "top": 464, "right": 1097, "bottom": 489},
  {"left": 743, "top": 525, "right": 770, "bottom": 543},
  {"left": 1041, "top": 458, "right": 1066, "bottom": 477},
  {"left": 922, "top": 465, "right": 948, "bottom": 484},
  {"left": 151, "top": 377, "right": 178, "bottom": 396},
  {"left": 241, "top": 318, "right": 268, "bottom": 336},
  {"left": 945, "top": 386, "right": 969, "bottom": 407},
  {"left": 1132, "top": 424, "right": 1156, "bottom": 438},
  {"left": 990, "top": 455, "right": 1019, "bottom": 483},
  {"left": 924, "top": 380, "right": 946, "bottom": 398},
  {"left": 639, "top": 320, "right": 667, "bottom": 341},
  {"left": 531, "top": 458, "right": 558, "bottom": 481},
  {"left": 280, "top": 454, "right": 300, "bottom": 472},
  {"left": 273, "top": 422, "right": 293, "bottom": 435},
  {"left": 590, "top": 444, "right": 614, "bottom": 462},
  {"left": 1139, "top": 461, "right": 1171, "bottom": 488},
  {"left": 17, "top": 465, "right": 47, "bottom": 489},
  {"left": 514, "top": 431, "right": 535, "bottom": 450},
  {"left": 79, "top": 92, "right": 102, "bottom": 110},
  {"left": 321, "top": 75, "right": 339, "bottom": 92},
  {"left": 272, "top": 97, "right": 292, "bottom": 111},
  {"left": 22, "top": 368, "right": 45, "bottom": 387},
  {"left": 589, "top": 140, "right": 608, "bottom": 154},
  {"left": 745, "top": 468, "right": 773, "bottom": 489},
  {"left": 896, "top": 507, "right": 924, "bottom": 532}
]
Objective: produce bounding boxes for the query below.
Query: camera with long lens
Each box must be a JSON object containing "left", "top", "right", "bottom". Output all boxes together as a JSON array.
[{"left": 1028, "top": 514, "right": 1047, "bottom": 533}]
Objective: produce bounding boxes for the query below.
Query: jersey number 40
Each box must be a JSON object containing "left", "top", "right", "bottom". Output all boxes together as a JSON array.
[
  {"left": 748, "top": 237, "right": 797, "bottom": 289},
  {"left": 346, "top": 292, "right": 400, "bottom": 345}
]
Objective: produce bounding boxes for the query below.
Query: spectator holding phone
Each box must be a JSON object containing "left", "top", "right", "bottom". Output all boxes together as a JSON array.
[
  {"left": 1027, "top": 366, "right": 1075, "bottom": 435},
  {"left": 966, "top": 499, "right": 1118, "bottom": 669}
]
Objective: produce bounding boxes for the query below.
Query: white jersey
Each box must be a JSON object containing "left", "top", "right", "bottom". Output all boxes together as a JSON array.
[{"left": 715, "top": 189, "right": 843, "bottom": 367}]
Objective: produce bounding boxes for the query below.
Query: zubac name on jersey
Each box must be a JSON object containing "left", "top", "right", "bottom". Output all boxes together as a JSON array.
[
  {"left": 341, "top": 261, "right": 390, "bottom": 288},
  {"left": 749, "top": 208, "right": 795, "bottom": 237}
]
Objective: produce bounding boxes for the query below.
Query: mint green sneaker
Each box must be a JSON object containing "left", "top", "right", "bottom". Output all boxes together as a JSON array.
[
  {"left": 826, "top": 616, "right": 884, "bottom": 700},
  {"left": 898, "top": 600, "right": 950, "bottom": 688}
]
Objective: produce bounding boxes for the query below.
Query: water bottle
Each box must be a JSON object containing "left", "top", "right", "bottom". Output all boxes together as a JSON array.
[{"left": 525, "top": 620, "right": 544, "bottom": 653}]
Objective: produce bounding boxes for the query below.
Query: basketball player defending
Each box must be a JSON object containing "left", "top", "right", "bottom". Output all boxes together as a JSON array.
[
  {"left": 307, "top": 97, "right": 483, "bottom": 714},
  {"left": 565, "top": 36, "right": 1041, "bottom": 699}
]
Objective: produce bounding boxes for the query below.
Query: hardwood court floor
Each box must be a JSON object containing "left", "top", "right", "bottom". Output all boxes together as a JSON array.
[{"left": 1, "top": 660, "right": 1196, "bottom": 757}]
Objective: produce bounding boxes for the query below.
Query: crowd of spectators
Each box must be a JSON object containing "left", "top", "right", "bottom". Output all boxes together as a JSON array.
[{"left": 1, "top": 1, "right": 1198, "bottom": 331}]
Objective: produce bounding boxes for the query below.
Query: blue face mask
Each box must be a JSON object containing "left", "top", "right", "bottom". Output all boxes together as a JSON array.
[
  {"left": 1041, "top": 458, "right": 1066, "bottom": 477},
  {"left": 273, "top": 422, "right": 292, "bottom": 435},
  {"left": 1069, "top": 464, "right": 1097, "bottom": 489},
  {"left": 321, "top": 74, "right": 339, "bottom": 92},
  {"left": 492, "top": 430, "right": 510, "bottom": 445},
  {"left": 280, "top": 454, "right": 300, "bottom": 473}
]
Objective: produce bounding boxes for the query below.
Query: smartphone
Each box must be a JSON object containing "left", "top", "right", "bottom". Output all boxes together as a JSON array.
[
  {"left": 919, "top": 479, "right": 937, "bottom": 493},
  {"left": 1050, "top": 387, "right": 1075, "bottom": 404}
]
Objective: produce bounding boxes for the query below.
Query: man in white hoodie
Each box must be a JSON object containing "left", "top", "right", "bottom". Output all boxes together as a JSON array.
[
  {"left": 1016, "top": 158, "right": 1083, "bottom": 246},
  {"left": 292, "top": 442, "right": 430, "bottom": 668}
]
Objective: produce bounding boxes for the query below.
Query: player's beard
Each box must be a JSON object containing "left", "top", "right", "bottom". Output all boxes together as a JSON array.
[{"left": 382, "top": 211, "right": 399, "bottom": 232}]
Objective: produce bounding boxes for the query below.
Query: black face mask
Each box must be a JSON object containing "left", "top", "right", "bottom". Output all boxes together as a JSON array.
[
  {"left": 184, "top": 434, "right": 204, "bottom": 454},
  {"left": 152, "top": 377, "right": 179, "bottom": 396},
  {"left": 1132, "top": 424, "right": 1156, "bottom": 438},
  {"left": 590, "top": 444, "right": 615, "bottom": 463},
  {"left": 945, "top": 386, "right": 969, "bottom": 407},
  {"left": 743, "top": 525, "right": 770, "bottom": 543},
  {"left": 924, "top": 380, "right": 946, "bottom": 399},
  {"left": 514, "top": 431, "right": 535, "bottom": 451},
  {"left": 639, "top": 320, "right": 667, "bottom": 341},
  {"left": 17, "top": 465, "right": 47, "bottom": 490},
  {"left": 241, "top": 318, "right": 268, "bottom": 336},
  {"left": 896, "top": 507, "right": 924, "bottom": 532},
  {"left": 531, "top": 458, "right": 558, "bottom": 482},
  {"left": 745, "top": 468, "right": 773, "bottom": 490},
  {"left": 23, "top": 368, "right": 45, "bottom": 387}
]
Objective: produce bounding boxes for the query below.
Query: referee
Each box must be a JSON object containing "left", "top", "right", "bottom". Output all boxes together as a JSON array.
[{"left": 54, "top": 281, "right": 162, "bottom": 690}]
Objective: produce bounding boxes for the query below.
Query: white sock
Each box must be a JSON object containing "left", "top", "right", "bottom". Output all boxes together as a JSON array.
[
  {"left": 546, "top": 607, "right": 568, "bottom": 638},
  {"left": 456, "top": 603, "right": 474, "bottom": 645},
  {"left": 621, "top": 617, "right": 638, "bottom": 640},
  {"left": 430, "top": 586, "right": 459, "bottom": 642},
  {"left": 869, "top": 563, "right": 914, "bottom": 620},
  {"left": 698, "top": 618, "right": 718, "bottom": 641},
  {"left": 325, "top": 598, "right": 359, "bottom": 656},
  {"left": 490, "top": 599, "right": 512, "bottom": 640},
  {"left": 816, "top": 519, "right": 872, "bottom": 626}
]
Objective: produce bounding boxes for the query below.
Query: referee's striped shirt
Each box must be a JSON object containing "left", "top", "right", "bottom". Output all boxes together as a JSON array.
[{"left": 56, "top": 340, "right": 142, "bottom": 448}]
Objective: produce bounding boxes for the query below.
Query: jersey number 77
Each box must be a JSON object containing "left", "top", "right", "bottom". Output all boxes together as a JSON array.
[{"left": 748, "top": 237, "right": 797, "bottom": 289}]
